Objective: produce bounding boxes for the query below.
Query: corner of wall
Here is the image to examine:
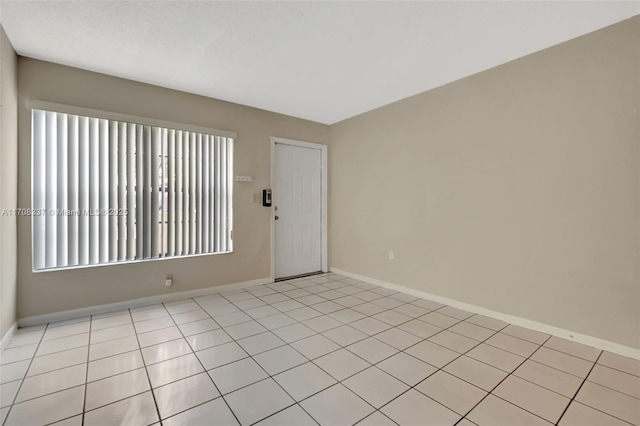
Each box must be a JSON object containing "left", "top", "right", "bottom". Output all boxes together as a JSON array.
[{"left": 0, "top": 24, "right": 19, "bottom": 340}]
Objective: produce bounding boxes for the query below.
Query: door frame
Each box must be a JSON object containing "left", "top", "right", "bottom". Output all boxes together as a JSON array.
[{"left": 270, "top": 136, "right": 328, "bottom": 282}]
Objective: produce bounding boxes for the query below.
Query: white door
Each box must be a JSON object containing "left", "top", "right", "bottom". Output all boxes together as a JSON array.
[{"left": 274, "top": 142, "right": 322, "bottom": 279}]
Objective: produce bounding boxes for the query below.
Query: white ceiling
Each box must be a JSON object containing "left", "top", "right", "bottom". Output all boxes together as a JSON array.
[{"left": 1, "top": 1, "right": 638, "bottom": 124}]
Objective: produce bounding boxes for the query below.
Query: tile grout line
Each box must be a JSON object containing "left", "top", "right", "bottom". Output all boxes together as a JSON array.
[
  {"left": 15, "top": 302, "right": 422, "bottom": 424},
  {"left": 1, "top": 323, "right": 50, "bottom": 426},
  {"left": 12, "top": 276, "right": 606, "bottom": 372},
  {"left": 20, "top": 347, "right": 139, "bottom": 383},
  {"left": 159, "top": 300, "right": 245, "bottom": 426},
  {"left": 2, "top": 350, "right": 141, "bottom": 409},
  {"left": 190, "top": 293, "right": 323, "bottom": 426},
  {"left": 554, "top": 350, "right": 603, "bottom": 426},
  {"left": 213, "top": 277, "right": 404, "bottom": 425},
  {"left": 0, "top": 275, "right": 516, "bottom": 418},
  {"left": 3, "top": 319, "right": 133, "bottom": 355},
  {"left": 552, "top": 393, "right": 636, "bottom": 426},
  {"left": 1, "top": 276, "right": 452, "bottom": 356},
  {"left": 454, "top": 334, "right": 554, "bottom": 425},
  {"left": 145, "top": 280, "right": 631, "bottom": 388},
  {"left": 80, "top": 313, "right": 93, "bottom": 426},
  {"left": 0, "top": 276, "right": 546, "bottom": 423},
  {"left": 12, "top": 315, "right": 624, "bottom": 423},
  {"left": 488, "top": 340, "right": 640, "bottom": 413},
  {"left": 253, "top": 281, "right": 498, "bottom": 425},
  {"left": 0, "top": 278, "right": 607, "bottom": 423},
  {"left": 578, "top": 379, "right": 640, "bottom": 404},
  {"left": 505, "top": 354, "right": 628, "bottom": 403},
  {"left": 2, "top": 273, "right": 635, "bottom": 425},
  {"left": 41, "top": 282, "right": 640, "bottom": 424},
  {"left": 356, "top": 309, "right": 511, "bottom": 424},
  {"left": 127, "top": 308, "right": 163, "bottom": 426}
]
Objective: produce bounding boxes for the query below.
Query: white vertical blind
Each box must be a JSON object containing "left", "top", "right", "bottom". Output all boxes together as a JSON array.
[
  {"left": 68, "top": 115, "right": 79, "bottom": 266},
  {"left": 56, "top": 114, "right": 68, "bottom": 268},
  {"left": 214, "top": 136, "right": 221, "bottom": 252},
  {"left": 126, "top": 123, "right": 136, "bottom": 260},
  {"left": 98, "top": 119, "right": 109, "bottom": 264},
  {"left": 109, "top": 121, "right": 118, "bottom": 262},
  {"left": 78, "top": 117, "right": 90, "bottom": 266},
  {"left": 176, "top": 131, "right": 184, "bottom": 256},
  {"left": 168, "top": 130, "right": 176, "bottom": 257},
  {"left": 220, "top": 137, "right": 228, "bottom": 252},
  {"left": 150, "top": 126, "right": 159, "bottom": 259},
  {"left": 45, "top": 112, "right": 57, "bottom": 269},
  {"left": 88, "top": 118, "right": 99, "bottom": 265},
  {"left": 116, "top": 122, "right": 126, "bottom": 261},
  {"left": 32, "top": 112, "right": 45, "bottom": 268},
  {"left": 182, "top": 132, "right": 190, "bottom": 255},
  {"left": 189, "top": 132, "right": 197, "bottom": 255},
  {"left": 202, "top": 135, "right": 210, "bottom": 254},
  {"left": 196, "top": 133, "right": 203, "bottom": 254},
  {"left": 136, "top": 125, "right": 144, "bottom": 260},
  {"left": 31, "top": 109, "right": 234, "bottom": 271}
]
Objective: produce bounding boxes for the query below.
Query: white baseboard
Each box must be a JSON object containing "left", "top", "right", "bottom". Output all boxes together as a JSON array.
[
  {"left": 331, "top": 267, "right": 640, "bottom": 360},
  {"left": 18, "top": 277, "right": 272, "bottom": 328},
  {"left": 0, "top": 322, "right": 17, "bottom": 351}
]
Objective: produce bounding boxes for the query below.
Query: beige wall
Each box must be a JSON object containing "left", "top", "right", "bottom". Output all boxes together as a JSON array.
[
  {"left": 17, "top": 58, "right": 329, "bottom": 318},
  {"left": 329, "top": 17, "right": 640, "bottom": 348},
  {"left": 0, "top": 25, "right": 18, "bottom": 338}
]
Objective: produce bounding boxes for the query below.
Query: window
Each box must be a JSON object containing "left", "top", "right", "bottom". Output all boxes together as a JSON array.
[{"left": 31, "top": 106, "right": 234, "bottom": 271}]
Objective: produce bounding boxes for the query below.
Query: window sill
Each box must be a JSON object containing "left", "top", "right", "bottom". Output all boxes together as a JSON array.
[{"left": 32, "top": 250, "right": 233, "bottom": 273}]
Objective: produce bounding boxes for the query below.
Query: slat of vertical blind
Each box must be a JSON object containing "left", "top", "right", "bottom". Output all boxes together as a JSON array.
[
  {"left": 117, "top": 122, "right": 127, "bottom": 261},
  {"left": 67, "top": 114, "right": 79, "bottom": 266},
  {"left": 214, "top": 136, "right": 221, "bottom": 252},
  {"left": 45, "top": 112, "right": 57, "bottom": 268},
  {"left": 189, "top": 132, "right": 197, "bottom": 255},
  {"left": 209, "top": 135, "right": 218, "bottom": 252},
  {"left": 109, "top": 121, "right": 118, "bottom": 262},
  {"left": 88, "top": 118, "right": 100, "bottom": 264},
  {"left": 168, "top": 130, "right": 175, "bottom": 257},
  {"left": 202, "top": 135, "right": 210, "bottom": 254},
  {"left": 105, "top": 120, "right": 118, "bottom": 263},
  {"left": 150, "top": 127, "right": 160, "bottom": 258},
  {"left": 182, "top": 131, "right": 190, "bottom": 254},
  {"left": 221, "top": 137, "right": 227, "bottom": 252},
  {"left": 162, "top": 129, "right": 168, "bottom": 256},
  {"left": 143, "top": 126, "right": 152, "bottom": 258},
  {"left": 127, "top": 123, "right": 136, "bottom": 260},
  {"left": 56, "top": 114, "right": 68, "bottom": 267},
  {"left": 78, "top": 116, "right": 90, "bottom": 266},
  {"left": 196, "top": 133, "right": 202, "bottom": 254},
  {"left": 136, "top": 125, "right": 144, "bottom": 260},
  {"left": 176, "top": 130, "right": 183, "bottom": 256},
  {"left": 99, "top": 119, "right": 109, "bottom": 263},
  {"left": 32, "top": 110, "right": 46, "bottom": 270},
  {"left": 32, "top": 110, "right": 233, "bottom": 270},
  {"left": 227, "top": 138, "right": 234, "bottom": 251}
]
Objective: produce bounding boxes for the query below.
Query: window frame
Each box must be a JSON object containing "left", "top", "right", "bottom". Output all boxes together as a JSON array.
[{"left": 29, "top": 100, "right": 235, "bottom": 273}]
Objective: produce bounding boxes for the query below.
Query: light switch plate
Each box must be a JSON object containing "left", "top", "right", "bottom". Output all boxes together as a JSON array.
[{"left": 235, "top": 175, "right": 254, "bottom": 182}]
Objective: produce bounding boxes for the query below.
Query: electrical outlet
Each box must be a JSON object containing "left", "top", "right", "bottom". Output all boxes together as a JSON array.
[
  {"left": 235, "top": 175, "right": 254, "bottom": 182},
  {"left": 388, "top": 251, "right": 395, "bottom": 261},
  {"left": 165, "top": 274, "right": 173, "bottom": 287}
]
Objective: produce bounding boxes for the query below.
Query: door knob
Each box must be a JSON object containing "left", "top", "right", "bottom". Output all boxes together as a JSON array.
[{"left": 275, "top": 215, "right": 279, "bottom": 220}]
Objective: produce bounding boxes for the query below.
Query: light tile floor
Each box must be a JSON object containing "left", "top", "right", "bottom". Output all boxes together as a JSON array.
[{"left": 1, "top": 273, "right": 638, "bottom": 425}]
